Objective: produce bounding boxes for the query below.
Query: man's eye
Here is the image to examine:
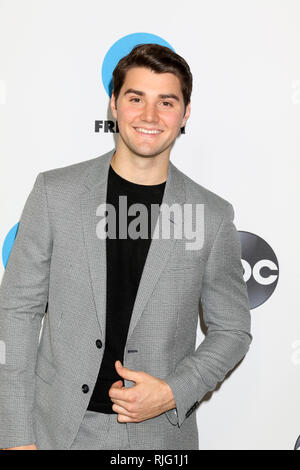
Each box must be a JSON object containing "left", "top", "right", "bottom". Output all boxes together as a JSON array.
[{"left": 129, "top": 98, "right": 172, "bottom": 107}]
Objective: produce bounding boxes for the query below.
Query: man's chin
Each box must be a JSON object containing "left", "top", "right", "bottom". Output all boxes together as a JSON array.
[{"left": 127, "top": 144, "right": 170, "bottom": 159}]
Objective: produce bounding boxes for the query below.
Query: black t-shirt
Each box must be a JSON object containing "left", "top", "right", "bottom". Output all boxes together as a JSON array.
[{"left": 87, "top": 163, "right": 166, "bottom": 413}]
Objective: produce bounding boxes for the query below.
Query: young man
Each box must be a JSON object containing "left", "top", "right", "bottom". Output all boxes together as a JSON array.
[{"left": 0, "top": 44, "right": 252, "bottom": 450}]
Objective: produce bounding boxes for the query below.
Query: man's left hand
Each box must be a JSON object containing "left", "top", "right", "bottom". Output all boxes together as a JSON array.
[{"left": 108, "top": 360, "right": 176, "bottom": 423}]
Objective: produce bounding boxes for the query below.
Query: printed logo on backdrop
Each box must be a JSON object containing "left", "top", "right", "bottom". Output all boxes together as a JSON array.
[
  {"left": 2, "top": 223, "right": 19, "bottom": 269},
  {"left": 294, "top": 434, "right": 300, "bottom": 450},
  {"left": 95, "top": 32, "right": 186, "bottom": 135},
  {"left": 239, "top": 231, "right": 279, "bottom": 309}
]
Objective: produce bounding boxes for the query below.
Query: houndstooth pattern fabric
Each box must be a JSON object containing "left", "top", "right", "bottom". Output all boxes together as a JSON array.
[{"left": 0, "top": 148, "right": 252, "bottom": 449}]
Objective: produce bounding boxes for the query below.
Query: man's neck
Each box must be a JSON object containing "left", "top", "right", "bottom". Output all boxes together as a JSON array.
[{"left": 110, "top": 143, "right": 169, "bottom": 186}]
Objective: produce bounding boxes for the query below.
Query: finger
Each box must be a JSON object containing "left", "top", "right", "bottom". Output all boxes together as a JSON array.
[
  {"left": 110, "top": 380, "right": 123, "bottom": 389},
  {"left": 108, "top": 380, "right": 124, "bottom": 397},
  {"left": 110, "top": 397, "right": 130, "bottom": 408},
  {"left": 109, "top": 385, "right": 132, "bottom": 401},
  {"left": 115, "top": 361, "right": 142, "bottom": 383},
  {"left": 117, "top": 414, "right": 140, "bottom": 423},
  {"left": 112, "top": 403, "right": 135, "bottom": 418}
]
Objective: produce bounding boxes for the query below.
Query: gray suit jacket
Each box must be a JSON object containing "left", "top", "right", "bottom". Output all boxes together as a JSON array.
[{"left": 0, "top": 148, "right": 252, "bottom": 450}]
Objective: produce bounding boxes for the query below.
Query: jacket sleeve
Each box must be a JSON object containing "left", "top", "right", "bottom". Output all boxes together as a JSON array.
[
  {"left": 0, "top": 172, "right": 52, "bottom": 448},
  {"left": 163, "top": 203, "right": 252, "bottom": 428}
]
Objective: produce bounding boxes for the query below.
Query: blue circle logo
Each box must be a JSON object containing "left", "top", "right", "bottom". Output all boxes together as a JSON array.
[
  {"left": 2, "top": 222, "right": 19, "bottom": 268},
  {"left": 101, "top": 33, "right": 174, "bottom": 97}
]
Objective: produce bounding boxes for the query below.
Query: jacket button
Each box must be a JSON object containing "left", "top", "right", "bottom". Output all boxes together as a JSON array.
[
  {"left": 82, "top": 384, "right": 89, "bottom": 393},
  {"left": 96, "top": 339, "right": 102, "bottom": 349}
]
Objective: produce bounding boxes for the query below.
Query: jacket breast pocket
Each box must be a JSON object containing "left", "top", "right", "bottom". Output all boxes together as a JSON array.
[{"left": 35, "top": 352, "right": 57, "bottom": 384}]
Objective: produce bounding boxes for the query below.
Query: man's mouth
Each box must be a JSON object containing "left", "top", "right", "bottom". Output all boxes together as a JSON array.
[{"left": 133, "top": 127, "right": 163, "bottom": 136}]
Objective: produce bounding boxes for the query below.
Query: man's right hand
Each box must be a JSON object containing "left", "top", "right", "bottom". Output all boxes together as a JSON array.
[{"left": 2, "top": 444, "right": 37, "bottom": 450}]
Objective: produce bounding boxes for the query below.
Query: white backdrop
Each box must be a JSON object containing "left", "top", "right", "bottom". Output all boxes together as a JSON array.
[{"left": 0, "top": 0, "right": 299, "bottom": 450}]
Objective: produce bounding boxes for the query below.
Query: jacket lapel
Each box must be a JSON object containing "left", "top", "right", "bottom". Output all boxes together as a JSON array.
[
  {"left": 126, "top": 158, "right": 186, "bottom": 341},
  {"left": 80, "top": 148, "right": 186, "bottom": 341}
]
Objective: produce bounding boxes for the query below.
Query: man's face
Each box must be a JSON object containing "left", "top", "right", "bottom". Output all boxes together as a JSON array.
[{"left": 110, "top": 67, "right": 191, "bottom": 159}]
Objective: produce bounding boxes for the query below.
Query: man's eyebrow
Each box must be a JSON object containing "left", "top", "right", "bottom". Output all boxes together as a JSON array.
[{"left": 123, "top": 88, "right": 180, "bottom": 102}]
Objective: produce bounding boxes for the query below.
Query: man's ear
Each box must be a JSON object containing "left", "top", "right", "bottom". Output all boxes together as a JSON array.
[
  {"left": 110, "top": 92, "right": 118, "bottom": 119},
  {"left": 181, "top": 101, "right": 191, "bottom": 128}
]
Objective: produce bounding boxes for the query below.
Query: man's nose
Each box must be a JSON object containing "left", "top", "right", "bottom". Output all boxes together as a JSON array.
[{"left": 140, "top": 103, "right": 159, "bottom": 122}]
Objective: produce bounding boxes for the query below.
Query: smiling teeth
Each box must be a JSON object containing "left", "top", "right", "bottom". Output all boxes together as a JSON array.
[{"left": 135, "top": 128, "right": 162, "bottom": 135}]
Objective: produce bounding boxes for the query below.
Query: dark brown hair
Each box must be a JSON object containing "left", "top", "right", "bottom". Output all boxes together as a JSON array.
[{"left": 112, "top": 43, "right": 193, "bottom": 114}]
